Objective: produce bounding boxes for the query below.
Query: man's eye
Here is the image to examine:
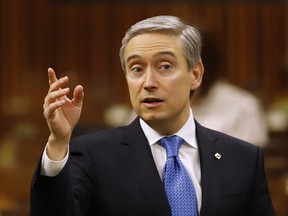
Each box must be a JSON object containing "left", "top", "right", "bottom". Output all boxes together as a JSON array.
[
  {"left": 160, "top": 64, "right": 172, "bottom": 71},
  {"left": 132, "top": 67, "right": 143, "bottom": 73}
]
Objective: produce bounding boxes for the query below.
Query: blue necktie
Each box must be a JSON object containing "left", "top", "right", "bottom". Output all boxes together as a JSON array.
[{"left": 159, "top": 135, "right": 198, "bottom": 216}]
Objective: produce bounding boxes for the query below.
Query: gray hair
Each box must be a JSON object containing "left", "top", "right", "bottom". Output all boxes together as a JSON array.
[{"left": 119, "top": 15, "right": 202, "bottom": 72}]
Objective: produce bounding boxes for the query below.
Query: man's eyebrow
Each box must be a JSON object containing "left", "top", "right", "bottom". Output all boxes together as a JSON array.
[
  {"left": 126, "top": 54, "right": 140, "bottom": 64},
  {"left": 126, "top": 51, "right": 176, "bottom": 64}
]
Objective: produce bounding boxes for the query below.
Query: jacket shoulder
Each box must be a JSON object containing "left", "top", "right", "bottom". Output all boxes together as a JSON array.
[{"left": 195, "top": 120, "right": 259, "bottom": 155}]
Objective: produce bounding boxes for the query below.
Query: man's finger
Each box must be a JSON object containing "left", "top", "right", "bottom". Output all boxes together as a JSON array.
[
  {"left": 73, "top": 85, "right": 84, "bottom": 105},
  {"left": 48, "top": 68, "right": 58, "bottom": 85}
]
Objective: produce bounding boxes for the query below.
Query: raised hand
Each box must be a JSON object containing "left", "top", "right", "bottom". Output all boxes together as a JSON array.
[{"left": 43, "top": 68, "right": 84, "bottom": 160}]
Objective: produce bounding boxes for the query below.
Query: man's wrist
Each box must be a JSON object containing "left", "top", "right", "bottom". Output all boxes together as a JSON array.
[{"left": 41, "top": 144, "right": 69, "bottom": 177}]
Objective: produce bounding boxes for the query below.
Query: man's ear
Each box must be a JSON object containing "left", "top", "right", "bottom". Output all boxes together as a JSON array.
[{"left": 190, "top": 61, "right": 204, "bottom": 90}]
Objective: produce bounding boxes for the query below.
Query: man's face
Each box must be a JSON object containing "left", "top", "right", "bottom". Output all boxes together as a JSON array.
[{"left": 124, "top": 32, "right": 203, "bottom": 134}]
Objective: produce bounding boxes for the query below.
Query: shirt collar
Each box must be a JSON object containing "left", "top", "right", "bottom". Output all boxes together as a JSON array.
[{"left": 139, "top": 109, "right": 198, "bottom": 149}]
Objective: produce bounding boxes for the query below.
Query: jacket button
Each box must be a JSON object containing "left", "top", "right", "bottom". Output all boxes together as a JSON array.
[{"left": 31, "top": 177, "right": 37, "bottom": 188}]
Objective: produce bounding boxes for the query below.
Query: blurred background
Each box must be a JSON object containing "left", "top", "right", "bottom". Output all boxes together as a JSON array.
[{"left": 0, "top": 0, "right": 288, "bottom": 215}]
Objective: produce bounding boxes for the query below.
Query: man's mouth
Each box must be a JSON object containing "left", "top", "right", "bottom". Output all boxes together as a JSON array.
[{"left": 142, "top": 97, "right": 164, "bottom": 104}]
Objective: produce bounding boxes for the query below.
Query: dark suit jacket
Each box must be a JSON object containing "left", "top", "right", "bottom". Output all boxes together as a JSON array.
[{"left": 30, "top": 118, "right": 274, "bottom": 216}]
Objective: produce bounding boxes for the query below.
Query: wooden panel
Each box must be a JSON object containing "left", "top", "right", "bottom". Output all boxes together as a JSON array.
[
  {"left": 0, "top": 1, "right": 287, "bottom": 120},
  {"left": 1, "top": 1, "right": 287, "bottom": 122},
  {"left": 0, "top": 0, "right": 53, "bottom": 122},
  {"left": 286, "top": 3, "right": 288, "bottom": 89},
  {"left": 260, "top": 3, "right": 285, "bottom": 103},
  {"left": 0, "top": 1, "right": 22, "bottom": 113},
  {"left": 225, "top": 4, "right": 258, "bottom": 88},
  {"left": 280, "top": 3, "right": 288, "bottom": 94}
]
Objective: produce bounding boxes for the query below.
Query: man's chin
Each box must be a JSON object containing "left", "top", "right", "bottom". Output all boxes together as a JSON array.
[{"left": 140, "top": 113, "right": 165, "bottom": 124}]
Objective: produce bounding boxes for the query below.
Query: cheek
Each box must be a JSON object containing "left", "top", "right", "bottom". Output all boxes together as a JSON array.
[
  {"left": 168, "top": 82, "right": 192, "bottom": 104},
  {"left": 171, "top": 76, "right": 192, "bottom": 94},
  {"left": 127, "top": 80, "right": 140, "bottom": 99},
  {"left": 170, "top": 88, "right": 189, "bottom": 102}
]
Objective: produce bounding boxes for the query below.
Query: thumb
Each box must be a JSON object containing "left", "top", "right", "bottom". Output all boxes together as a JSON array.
[{"left": 73, "top": 85, "right": 84, "bottom": 106}]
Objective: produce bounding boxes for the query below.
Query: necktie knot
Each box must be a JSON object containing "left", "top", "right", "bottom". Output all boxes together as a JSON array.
[{"left": 159, "top": 135, "right": 184, "bottom": 158}]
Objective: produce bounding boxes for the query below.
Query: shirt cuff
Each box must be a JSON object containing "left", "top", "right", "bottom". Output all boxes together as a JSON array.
[{"left": 40, "top": 144, "right": 69, "bottom": 177}]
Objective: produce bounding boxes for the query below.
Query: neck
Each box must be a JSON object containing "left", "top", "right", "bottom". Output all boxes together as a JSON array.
[{"left": 146, "top": 108, "right": 191, "bottom": 136}]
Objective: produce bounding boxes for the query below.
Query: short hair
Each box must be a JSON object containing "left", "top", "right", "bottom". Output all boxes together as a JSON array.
[{"left": 119, "top": 15, "right": 202, "bottom": 72}]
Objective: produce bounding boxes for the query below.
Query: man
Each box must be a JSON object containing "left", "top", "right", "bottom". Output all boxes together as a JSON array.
[{"left": 30, "top": 15, "right": 274, "bottom": 216}]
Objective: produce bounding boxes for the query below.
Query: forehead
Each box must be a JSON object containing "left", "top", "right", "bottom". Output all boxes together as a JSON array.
[{"left": 124, "top": 32, "right": 183, "bottom": 61}]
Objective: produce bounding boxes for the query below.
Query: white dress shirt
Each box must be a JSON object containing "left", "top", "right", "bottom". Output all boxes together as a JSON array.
[{"left": 41, "top": 109, "right": 202, "bottom": 212}]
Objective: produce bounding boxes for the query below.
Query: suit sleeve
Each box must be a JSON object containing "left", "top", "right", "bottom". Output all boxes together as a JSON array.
[
  {"left": 30, "top": 156, "right": 79, "bottom": 216},
  {"left": 249, "top": 147, "right": 275, "bottom": 215},
  {"left": 30, "top": 139, "right": 96, "bottom": 216}
]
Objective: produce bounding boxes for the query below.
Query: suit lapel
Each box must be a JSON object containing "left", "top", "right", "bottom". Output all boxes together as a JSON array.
[
  {"left": 117, "top": 118, "right": 225, "bottom": 215},
  {"left": 195, "top": 121, "right": 225, "bottom": 216},
  {"left": 118, "top": 118, "right": 171, "bottom": 216}
]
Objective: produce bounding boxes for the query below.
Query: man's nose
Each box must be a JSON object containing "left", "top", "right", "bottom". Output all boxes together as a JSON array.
[{"left": 143, "top": 69, "right": 158, "bottom": 90}]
